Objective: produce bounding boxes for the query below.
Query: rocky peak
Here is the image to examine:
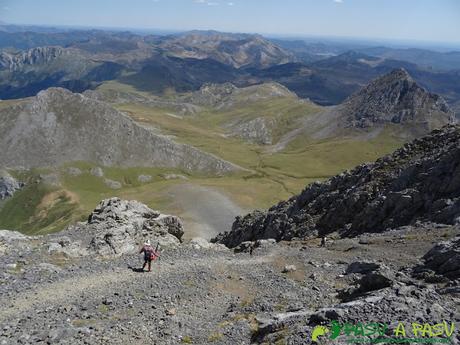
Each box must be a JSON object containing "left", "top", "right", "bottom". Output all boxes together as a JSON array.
[
  {"left": 342, "top": 68, "right": 455, "bottom": 128},
  {"left": 386, "top": 67, "right": 412, "bottom": 80}
]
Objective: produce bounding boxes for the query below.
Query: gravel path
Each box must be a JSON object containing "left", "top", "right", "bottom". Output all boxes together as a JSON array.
[
  {"left": 0, "top": 252, "right": 273, "bottom": 323},
  {"left": 1, "top": 227, "right": 458, "bottom": 344}
]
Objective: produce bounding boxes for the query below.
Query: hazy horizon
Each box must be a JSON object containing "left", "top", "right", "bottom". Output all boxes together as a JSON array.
[
  {"left": 1, "top": 0, "right": 459, "bottom": 47},
  {"left": 2, "top": 21, "right": 460, "bottom": 52}
]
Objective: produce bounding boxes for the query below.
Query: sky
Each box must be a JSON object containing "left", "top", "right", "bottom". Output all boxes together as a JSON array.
[{"left": 1, "top": 0, "right": 460, "bottom": 44}]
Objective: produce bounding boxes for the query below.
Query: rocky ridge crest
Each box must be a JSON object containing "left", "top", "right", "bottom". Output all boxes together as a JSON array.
[{"left": 214, "top": 124, "right": 460, "bottom": 247}]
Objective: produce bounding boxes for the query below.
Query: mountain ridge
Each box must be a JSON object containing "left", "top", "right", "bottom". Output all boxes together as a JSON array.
[
  {"left": 214, "top": 124, "right": 460, "bottom": 247},
  {"left": 0, "top": 87, "right": 240, "bottom": 174}
]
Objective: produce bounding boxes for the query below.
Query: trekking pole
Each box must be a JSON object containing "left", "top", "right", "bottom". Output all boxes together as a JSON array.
[{"left": 155, "top": 243, "right": 161, "bottom": 265}]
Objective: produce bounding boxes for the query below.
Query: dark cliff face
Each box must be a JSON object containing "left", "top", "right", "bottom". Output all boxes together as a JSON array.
[
  {"left": 214, "top": 124, "right": 460, "bottom": 247},
  {"left": 341, "top": 68, "right": 455, "bottom": 129}
]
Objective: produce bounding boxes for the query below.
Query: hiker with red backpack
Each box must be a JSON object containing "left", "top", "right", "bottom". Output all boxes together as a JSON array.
[{"left": 139, "top": 240, "right": 160, "bottom": 272}]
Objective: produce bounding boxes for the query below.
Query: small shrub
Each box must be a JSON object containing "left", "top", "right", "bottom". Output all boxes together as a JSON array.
[
  {"left": 208, "top": 332, "right": 224, "bottom": 342},
  {"left": 181, "top": 335, "right": 193, "bottom": 344}
]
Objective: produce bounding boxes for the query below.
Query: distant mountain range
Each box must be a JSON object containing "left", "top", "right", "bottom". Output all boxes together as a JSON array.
[
  {"left": 1, "top": 26, "right": 460, "bottom": 118},
  {"left": 271, "top": 37, "right": 460, "bottom": 71},
  {"left": 251, "top": 51, "right": 460, "bottom": 109}
]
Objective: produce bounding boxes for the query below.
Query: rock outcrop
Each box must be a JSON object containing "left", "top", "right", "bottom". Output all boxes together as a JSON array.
[
  {"left": 227, "top": 117, "right": 275, "bottom": 145},
  {"left": 0, "top": 170, "right": 23, "bottom": 200},
  {"left": 44, "top": 198, "right": 184, "bottom": 257},
  {"left": 214, "top": 125, "right": 460, "bottom": 247},
  {"left": 86, "top": 198, "right": 184, "bottom": 255},
  {"left": 0, "top": 87, "right": 240, "bottom": 174},
  {"left": 416, "top": 235, "right": 460, "bottom": 280},
  {"left": 0, "top": 46, "right": 65, "bottom": 72},
  {"left": 342, "top": 68, "right": 455, "bottom": 129}
]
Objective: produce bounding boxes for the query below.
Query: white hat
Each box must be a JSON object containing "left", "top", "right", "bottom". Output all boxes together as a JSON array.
[{"left": 145, "top": 240, "right": 150, "bottom": 245}]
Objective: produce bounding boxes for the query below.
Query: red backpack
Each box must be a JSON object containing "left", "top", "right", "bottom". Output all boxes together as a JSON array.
[{"left": 145, "top": 245, "right": 159, "bottom": 260}]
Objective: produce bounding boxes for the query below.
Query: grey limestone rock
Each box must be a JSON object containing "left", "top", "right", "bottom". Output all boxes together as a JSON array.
[{"left": 0, "top": 170, "right": 23, "bottom": 199}]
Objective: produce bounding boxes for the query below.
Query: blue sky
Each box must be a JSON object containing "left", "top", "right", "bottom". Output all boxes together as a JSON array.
[{"left": 1, "top": 0, "right": 459, "bottom": 44}]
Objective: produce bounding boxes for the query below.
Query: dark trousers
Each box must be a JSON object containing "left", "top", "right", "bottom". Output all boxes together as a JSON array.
[{"left": 142, "top": 259, "right": 152, "bottom": 271}]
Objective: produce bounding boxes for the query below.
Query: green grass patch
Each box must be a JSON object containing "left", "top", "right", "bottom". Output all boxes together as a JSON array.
[
  {"left": 181, "top": 336, "right": 193, "bottom": 344},
  {"left": 97, "top": 304, "right": 110, "bottom": 313},
  {"left": 0, "top": 176, "right": 79, "bottom": 235},
  {"left": 0, "top": 83, "right": 407, "bottom": 235},
  {"left": 208, "top": 332, "right": 224, "bottom": 342}
]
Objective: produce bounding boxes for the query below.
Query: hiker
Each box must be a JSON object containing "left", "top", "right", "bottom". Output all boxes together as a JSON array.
[
  {"left": 320, "top": 236, "right": 327, "bottom": 247},
  {"left": 139, "top": 240, "right": 159, "bottom": 272}
]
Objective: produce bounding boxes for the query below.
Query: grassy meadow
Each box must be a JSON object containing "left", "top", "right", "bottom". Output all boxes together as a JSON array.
[{"left": 0, "top": 82, "right": 404, "bottom": 234}]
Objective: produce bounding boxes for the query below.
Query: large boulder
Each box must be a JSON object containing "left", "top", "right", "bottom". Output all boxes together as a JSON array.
[
  {"left": 419, "top": 235, "right": 460, "bottom": 280},
  {"left": 86, "top": 198, "right": 184, "bottom": 255},
  {"left": 346, "top": 261, "right": 381, "bottom": 275}
]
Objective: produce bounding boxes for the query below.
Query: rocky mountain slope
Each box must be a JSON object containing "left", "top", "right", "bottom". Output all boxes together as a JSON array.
[
  {"left": 256, "top": 69, "right": 456, "bottom": 151},
  {"left": 180, "top": 82, "right": 304, "bottom": 145},
  {"left": 90, "top": 80, "right": 318, "bottom": 146},
  {"left": 341, "top": 68, "right": 455, "bottom": 129},
  {"left": 213, "top": 124, "right": 460, "bottom": 247},
  {"left": 184, "top": 81, "right": 298, "bottom": 109},
  {"left": 0, "top": 197, "right": 458, "bottom": 344},
  {"left": 0, "top": 87, "right": 239, "bottom": 174}
]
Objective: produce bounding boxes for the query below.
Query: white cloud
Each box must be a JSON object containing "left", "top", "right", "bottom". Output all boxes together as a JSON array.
[
  {"left": 194, "top": 0, "right": 219, "bottom": 5},
  {"left": 333, "top": 0, "right": 344, "bottom": 3}
]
